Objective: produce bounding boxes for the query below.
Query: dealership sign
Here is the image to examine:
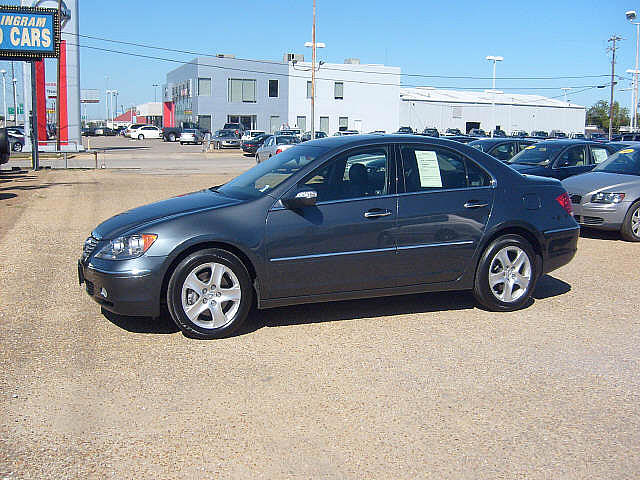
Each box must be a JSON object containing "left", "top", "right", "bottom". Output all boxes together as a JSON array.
[{"left": 0, "top": 5, "right": 59, "bottom": 59}]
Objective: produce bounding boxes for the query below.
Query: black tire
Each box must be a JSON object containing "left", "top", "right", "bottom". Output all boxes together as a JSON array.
[
  {"left": 167, "top": 248, "right": 254, "bottom": 339},
  {"left": 12, "top": 141, "right": 22, "bottom": 152},
  {"left": 138, "top": 134, "right": 144, "bottom": 140},
  {"left": 473, "top": 234, "right": 538, "bottom": 311},
  {"left": 621, "top": 200, "right": 640, "bottom": 242},
  {"left": 180, "top": 142, "right": 184, "bottom": 145},
  {"left": 168, "top": 133, "right": 176, "bottom": 142}
]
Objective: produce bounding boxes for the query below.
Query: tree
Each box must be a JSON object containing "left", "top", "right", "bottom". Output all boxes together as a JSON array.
[{"left": 586, "top": 100, "right": 630, "bottom": 132}]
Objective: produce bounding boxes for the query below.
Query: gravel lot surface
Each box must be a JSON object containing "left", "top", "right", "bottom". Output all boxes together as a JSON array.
[{"left": 1, "top": 168, "right": 639, "bottom": 479}]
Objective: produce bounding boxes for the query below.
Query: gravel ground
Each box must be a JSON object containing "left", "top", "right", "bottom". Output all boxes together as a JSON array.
[{"left": 0, "top": 169, "right": 639, "bottom": 479}]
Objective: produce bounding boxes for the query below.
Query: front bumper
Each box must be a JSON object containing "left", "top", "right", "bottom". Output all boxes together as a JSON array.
[
  {"left": 572, "top": 200, "right": 629, "bottom": 230},
  {"left": 541, "top": 225, "right": 580, "bottom": 274},
  {"left": 78, "top": 258, "right": 163, "bottom": 317}
]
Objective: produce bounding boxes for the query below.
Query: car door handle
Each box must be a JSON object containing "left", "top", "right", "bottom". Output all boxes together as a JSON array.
[
  {"left": 463, "top": 201, "right": 488, "bottom": 209},
  {"left": 364, "top": 209, "right": 392, "bottom": 218}
]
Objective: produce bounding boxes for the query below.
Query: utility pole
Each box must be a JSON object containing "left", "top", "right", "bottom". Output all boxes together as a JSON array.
[
  {"left": 608, "top": 35, "right": 622, "bottom": 140},
  {"left": 55, "top": 0, "right": 62, "bottom": 150},
  {"left": 311, "top": 0, "right": 316, "bottom": 140},
  {"left": 10, "top": 62, "right": 17, "bottom": 126}
]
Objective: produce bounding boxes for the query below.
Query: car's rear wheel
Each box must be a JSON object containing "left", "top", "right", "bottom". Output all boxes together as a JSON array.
[
  {"left": 138, "top": 134, "right": 144, "bottom": 140},
  {"left": 621, "top": 200, "right": 640, "bottom": 242},
  {"left": 12, "top": 142, "right": 22, "bottom": 152},
  {"left": 169, "top": 133, "right": 176, "bottom": 142},
  {"left": 473, "top": 234, "right": 538, "bottom": 311},
  {"left": 167, "top": 248, "right": 253, "bottom": 339}
]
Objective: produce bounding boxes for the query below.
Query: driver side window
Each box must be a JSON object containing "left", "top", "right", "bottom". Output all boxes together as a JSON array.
[
  {"left": 301, "top": 146, "right": 389, "bottom": 202},
  {"left": 556, "top": 145, "right": 587, "bottom": 168}
]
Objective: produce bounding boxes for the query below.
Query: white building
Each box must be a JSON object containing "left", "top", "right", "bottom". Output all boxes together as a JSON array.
[{"left": 399, "top": 87, "right": 586, "bottom": 135}]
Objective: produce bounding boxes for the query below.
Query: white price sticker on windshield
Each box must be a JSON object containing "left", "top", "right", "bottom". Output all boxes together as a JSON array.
[{"left": 415, "top": 150, "right": 442, "bottom": 188}]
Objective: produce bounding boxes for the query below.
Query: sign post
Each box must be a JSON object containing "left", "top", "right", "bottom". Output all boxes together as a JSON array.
[{"left": 0, "top": 4, "right": 60, "bottom": 169}]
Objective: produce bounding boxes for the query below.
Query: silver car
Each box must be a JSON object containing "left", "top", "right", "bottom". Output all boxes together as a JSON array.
[
  {"left": 563, "top": 146, "right": 640, "bottom": 241},
  {"left": 255, "top": 135, "right": 300, "bottom": 163},
  {"left": 179, "top": 129, "right": 203, "bottom": 145},
  {"left": 212, "top": 129, "right": 241, "bottom": 149}
]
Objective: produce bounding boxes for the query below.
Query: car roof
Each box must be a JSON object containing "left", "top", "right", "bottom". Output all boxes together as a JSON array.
[
  {"left": 303, "top": 133, "right": 507, "bottom": 149},
  {"left": 469, "top": 138, "right": 516, "bottom": 145},
  {"left": 531, "top": 139, "right": 602, "bottom": 146}
]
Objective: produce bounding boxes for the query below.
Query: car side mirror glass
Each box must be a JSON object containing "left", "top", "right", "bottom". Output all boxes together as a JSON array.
[{"left": 283, "top": 188, "right": 318, "bottom": 209}]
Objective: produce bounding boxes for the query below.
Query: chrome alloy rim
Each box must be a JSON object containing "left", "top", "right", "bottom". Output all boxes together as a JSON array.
[
  {"left": 632, "top": 208, "right": 640, "bottom": 237},
  {"left": 181, "top": 263, "right": 241, "bottom": 329},
  {"left": 488, "top": 246, "right": 532, "bottom": 303}
]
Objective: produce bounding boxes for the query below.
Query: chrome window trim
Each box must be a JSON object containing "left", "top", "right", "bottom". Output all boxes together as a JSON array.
[
  {"left": 396, "top": 185, "right": 494, "bottom": 198},
  {"left": 269, "top": 193, "right": 398, "bottom": 211}
]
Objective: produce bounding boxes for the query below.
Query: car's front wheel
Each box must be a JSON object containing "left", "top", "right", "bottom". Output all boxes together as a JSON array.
[
  {"left": 167, "top": 248, "right": 253, "bottom": 339},
  {"left": 138, "top": 134, "right": 144, "bottom": 140},
  {"left": 473, "top": 234, "right": 538, "bottom": 311},
  {"left": 168, "top": 133, "right": 176, "bottom": 142},
  {"left": 12, "top": 142, "right": 22, "bottom": 152},
  {"left": 621, "top": 200, "right": 640, "bottom": 242}
]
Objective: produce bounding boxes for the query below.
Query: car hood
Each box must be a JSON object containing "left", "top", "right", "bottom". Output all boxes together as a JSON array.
[
  {"left": 562, "top": 171, "right": 640, "bottom": 195},
  {"left": 92, "top": 189, "right": 241, "bottom": 239}
]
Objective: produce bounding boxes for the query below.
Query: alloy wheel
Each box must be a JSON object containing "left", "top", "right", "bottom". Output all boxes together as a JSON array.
[
  {"left": 632, "top": 208, "right": 640, "bottom": 238},
  {"left": 488, "top": 246, "right": 532, "bottom": 303},
  {"left": 181, "top": 262, "right": 242, "bottom": 329}
]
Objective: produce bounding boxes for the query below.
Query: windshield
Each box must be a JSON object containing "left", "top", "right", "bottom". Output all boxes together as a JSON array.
[
  {"left": 217, "top": 145, "right": 330, "bottom": 199},
  {"left": 218, "top": 130, "right": 236, "bottom": 138},
  {"left": 277, "top": 136, "right": 300, "bottom": 145},
  {"left": 593, "top": 148, "right": 640, "bottom": 175},
  {"left": 508, "top": 143, "right": 563, "bottom": 165}
]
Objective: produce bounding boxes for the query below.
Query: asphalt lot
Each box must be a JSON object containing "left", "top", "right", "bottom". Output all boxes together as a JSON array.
[{"left": 1, "top": 164, "right": 639, "bottom": 478}]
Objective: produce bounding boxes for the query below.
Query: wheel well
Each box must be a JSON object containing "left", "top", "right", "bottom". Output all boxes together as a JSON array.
[
  {"left": 483, "top": 227, "right": 543, "bottom": 258},
  {"left": 159, "top": 241, "right": 258, "bottom": 305}
]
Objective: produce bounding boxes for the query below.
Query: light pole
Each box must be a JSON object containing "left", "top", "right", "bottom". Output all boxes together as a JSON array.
[
  {"left": 111, "top": 90, "right": 118, "bottom": 123},
  {"left": 304, "top": 0, "right": 325, "bottom": 140},
  {"left": 621, "top": 86, "right": 634, "bottom": 129},
  {"left": 0, "top": 69, "right": 6, "bottom": 127},
  {"left": 105, "top": 89, "right": 114, "bottom": 126},
  {"left": 627, "top": 10, "right": 640, "bottom": 130},
  {"left": 152, "top": 83, "right": 160, "bottom": 103},
  {"left": 627, "top": 68, "right": 640, "bottom": 130},
  {"left": 561, "top": 88, "right": 571, "bottom": 133},
  {"left": 486, "top": 55, "right": 503, "bottom": 136}
]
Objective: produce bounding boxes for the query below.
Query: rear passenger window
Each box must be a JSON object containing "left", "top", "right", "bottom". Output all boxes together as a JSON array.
[
  {"left": 591, "top": 146, "right": 610, "bottom": 164},
  {"left": 399, "top": 146, "right": 491, "bottom": 192}
]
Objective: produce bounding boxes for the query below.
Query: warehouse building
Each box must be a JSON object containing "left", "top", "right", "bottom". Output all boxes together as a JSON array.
[
  {"left": 163, "top": 54, "right": 400, "bottom": 134},
  {"left": 399, "top": 87, "right": 586, "bottom": 135}
]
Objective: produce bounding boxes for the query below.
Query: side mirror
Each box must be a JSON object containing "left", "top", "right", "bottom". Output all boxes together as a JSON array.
[
  {"left": 0, "top": 128, "right": 9, "bottom": 164},
  {"left": 283, "top": 187, "right": 318, "bottom": 209}
]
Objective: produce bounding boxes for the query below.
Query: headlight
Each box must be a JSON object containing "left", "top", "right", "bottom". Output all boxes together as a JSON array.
[
  {"left": 590, "top": 192, "right": 626, "bottom": 204},
  {"left": 95, "top": 234, "right": 157, "bottom": 260}
]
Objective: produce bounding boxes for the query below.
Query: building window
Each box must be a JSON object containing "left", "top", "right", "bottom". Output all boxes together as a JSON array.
[
  {"left": 270, "top": 115, "right": 281, "bottom": 134},
  {"left": 198, "top": 115, "right": 212, "bottom": 132},
  {"left": 307, "top": 81, "right": 312, "bottom": 99},
  {"left": 334, "top": 82, "right": 344, "bottom": 100},
  {"left": 296, "top": 116, "right": 306, "bottom": 132},
  {"left": 319, "top": 116, "right": 329, "bottom": 134},
  {"left": 339, "top": 116, "right": 349, "bottom": 131},
  {"left": 269, "top": 79, "right": 279, "bottom": 98},
  {"left": 228, "top": 79, "right": 256, "bottom": 103},
  {"left": 198, "top": 78, "right": 211, "bottom": 96}
]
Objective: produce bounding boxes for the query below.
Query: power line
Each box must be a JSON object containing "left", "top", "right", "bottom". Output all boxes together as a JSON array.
[
  {"left": 66, "top": 41, "right": 610, "bottom": 93},
  {"left": 65, "top": 31, "right": 614, "bottom": 82}
]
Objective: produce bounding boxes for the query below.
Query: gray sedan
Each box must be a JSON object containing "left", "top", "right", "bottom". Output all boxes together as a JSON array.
[
  {"left": 563, "top": 146, "right": 640, "bottom": 241},
  {"left": 255, "top": 135, "right": 300, "bottom": 163},
  {"left": 212, "top": 129, "right": 241, "bottom": 149}
]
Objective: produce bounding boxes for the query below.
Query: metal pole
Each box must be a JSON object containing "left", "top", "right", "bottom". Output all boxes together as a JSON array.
[
  {"left": 10, "top": 62, "right": 17, "bottom": 126},
  {"left": 311, "top": 0, "right": 316, "bottom": 140},
  {"left": 1, "top": 73, "right": 6, "bottom": 127},
  {"left": 30, "top": 62, "right": 39, "bottom": 171},
  {"left": 608, "top": 36, "right": 621, "bottom": 141},
  {"left": 635, "top": 22, "right": 639, "bottom": 130},
  {"left": 56, "top": 0, "right": 62, "bottom": 150}
]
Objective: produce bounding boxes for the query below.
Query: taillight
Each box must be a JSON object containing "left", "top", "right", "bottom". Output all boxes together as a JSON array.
[
  {"left": 275, "top": 148, "right": 282, "bottom": 154},
  {"left": 556, "top": 192, "right": 573, "bottom": 215}
]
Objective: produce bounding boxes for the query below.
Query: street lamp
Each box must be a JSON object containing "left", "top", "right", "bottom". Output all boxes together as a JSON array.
[
  {"left": 627, "top": 10, "right": 639, "bottom": 130},
  {"left": 152, "top": 83, "right": 160, "bottom": 103},
  {"left": 0, "top": 69, "right": 6, "bottom": 127},
  {"left": 304, "top": 0, "right": 326, "bottom": 140},
  {"left": 486, "top": 55, "right": 503, "bottom": 136}
]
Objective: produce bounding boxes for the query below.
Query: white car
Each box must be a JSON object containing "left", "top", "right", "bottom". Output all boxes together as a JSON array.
[
  {"left": 135, "top": 126, "right": 161, "bottom": 140},
  {"left": 241, "top": 130, "right": 266, "bottom": 141},
  {"left": 255, "top": 135, "right": 300, "bottom": 163},
  {"left": 124, "top": 124, "right": 148, "bottom": 138}
]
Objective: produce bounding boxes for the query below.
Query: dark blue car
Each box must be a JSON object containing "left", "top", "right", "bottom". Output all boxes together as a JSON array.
[
  {"left": 78, "top": 135, "right": 579, "bottom": 339},
  {"left": 507, "top": 140, "right": 617, "bottom": 180}
]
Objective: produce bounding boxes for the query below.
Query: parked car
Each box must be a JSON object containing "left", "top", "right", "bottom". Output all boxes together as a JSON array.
[
  {"left": 275, "top": 128, "right": 302, "bottom": 137},
  {"left": 563, "top": 146, "right": 640, "bottom": 241},
  {"left": 82, "top": 127, "right": 96, "bottom": 137},
  {"left": 301, "top": 131, "right": 328, "bottom": 142},
  {"left": 445, "top": 135, "right": 476, "bottom": 144},
  {"left": 135, "top": 126, "right": 161, "bottom": 140},
  {"left": 241, "top": 134, "right": 269, "bottom": 154},
  {"left": 550, "top": 130, "right": 567, "bottom": 139},
  {"left": 396, "top": 126, "right": 414, "bottom": 134},
  {"left": 78, "top": 134, "right": 579, "bottom": 339},
  {"left": 468, "top": 128, "right": 487, "bottom": 137},
  {"left": 8, "top": 133, "right": 24, "bottom": 152},
  {"left": 333, "top": 130, "right": 359, "bottom": 136},
  {"left": 125, "top": 124, "right": 148, "bottom": 138},
  {"left": 212, "top": 129, "right": 241, "bottom": 149},
  {"left": 255, "top": 135, "right": 300, "bottom": 162},
  {"left": 468, "top": 138, "right": 535, "bottom": 162},
  {"left": 507, "top": 140, "right": 617, "bottom": 180},
  {"left": 223, "top": 123, "right": 245, "bottom": 137},
  {"left": 422, "top": 128, "right": 440, "bottom": 137},
  {"left": 444, "top": 128, "right": 462, "bottom": 136},
  {"left": 570, "top": 133, "right": 585, "bottom": 139},
  {"left": 611, "top": 132, "right": 640, "bottom": 142},
  {"left": 530, "top": 130, "right": 549, "bottom": 139},
  {"left": 241, "top": 130, "right": 266, "bottom": 141},
  {"left": 589, "top": 133, "right": 609, "bottom": 143},
  {"left": 605, "top": 141, "right": 640, "bottom": 153},
  {"left": 162, "top": 122, "right": 200, "bottom": 142},
  {"left": 179, "top": 129, "right": 204, "bottom": 145},
  {"left": 511, "top": 130, "right": 528, "bottom": 137},
  {"left": 491, "top": 129, "right": 507, "bottom": 138}
]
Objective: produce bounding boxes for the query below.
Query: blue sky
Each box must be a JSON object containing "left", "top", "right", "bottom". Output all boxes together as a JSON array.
[{"left": 1, "top": 0, "right": 639, "bottom": 119}]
